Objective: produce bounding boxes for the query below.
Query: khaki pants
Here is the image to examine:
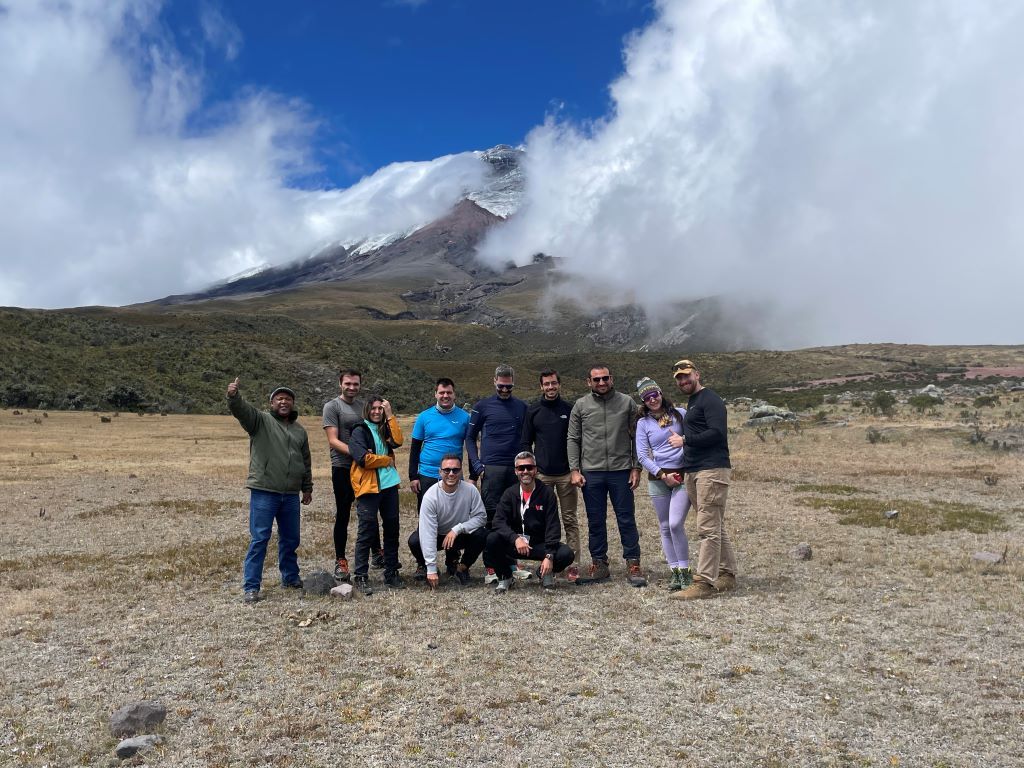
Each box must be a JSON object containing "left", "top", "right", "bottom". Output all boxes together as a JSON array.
[
  {"left": 538, "top": 472, "right": 581, "bottom": 559},
  {"left": 684, "top": 468, "right": 736, "bottom": 584}
]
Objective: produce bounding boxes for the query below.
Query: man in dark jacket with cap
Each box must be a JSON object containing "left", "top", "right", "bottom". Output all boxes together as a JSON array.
[{"left": 227, "top": 377, "right": 313, "bottom": 604}]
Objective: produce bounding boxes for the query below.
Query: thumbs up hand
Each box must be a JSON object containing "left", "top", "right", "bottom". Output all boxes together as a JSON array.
[{"left": 227, "top": 377, "right": 240, "bottom": 398}]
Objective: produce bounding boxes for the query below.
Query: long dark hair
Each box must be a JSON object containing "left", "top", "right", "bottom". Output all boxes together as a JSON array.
[
  {"left": 637, "top": 391, "right": 682, "bottom": 427},
  {"left": 361, "top": 394, "right": 397, "bottom": 448}
]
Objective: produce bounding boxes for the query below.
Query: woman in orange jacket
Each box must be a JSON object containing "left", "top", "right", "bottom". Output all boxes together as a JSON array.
[{"left": 349, "top": 395, "right": 404, "bottom": 594}]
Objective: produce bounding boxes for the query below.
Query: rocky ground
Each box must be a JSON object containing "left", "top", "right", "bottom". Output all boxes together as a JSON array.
[{"left": 1, "top": 403, "right": 1022, "bottom": 767}]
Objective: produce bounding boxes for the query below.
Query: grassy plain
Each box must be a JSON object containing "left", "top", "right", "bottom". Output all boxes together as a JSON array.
[{"left": 1, "top": 394, "right": 1022, "bottom": 767}]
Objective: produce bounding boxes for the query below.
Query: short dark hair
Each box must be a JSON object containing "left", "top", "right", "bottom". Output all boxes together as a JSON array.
[
  {"left": 588, "top": 364, "right": 611, "bottom": 378},
  {"left": 439, "top": 453, "right": 462, "bottom": 466},
  {"left": 539, "top": 368, "right": 559, "bottom": 383},
  {"left": 339, "top": 368, "right": 362, "bottom": 381},
  {"left": 435, "top": 377, "right": 455, "bottom": 390}
]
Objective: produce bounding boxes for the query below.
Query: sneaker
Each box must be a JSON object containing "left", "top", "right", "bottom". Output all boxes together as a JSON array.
[
  {"left": 484, "top": 567, "right": 498, "bottom": 585},
  {"left": 371, "top": 549, "right": 386, "bottom": 569},
  {"left": 454, "top": 565, "right": 471, "bottom": 587},
  {"left": 494, "top": 577, "right": 515, "bottom": 594},
  {"left": 667, "top": 568, "right": 683, "bottom": 591},
  {"left": 626, "top": 560, "right": 648, "bottom": 588},
  {"left": 334, "top": 558, "right": 351, "bottom": 582},
  {"left": 513, "top": 562, "right": 533, "bottom": 580},
  {"left": 413, "top": 564, "right": 428, "bottom": 582},
  {"left": 282, "top": 579, "right": 303, "bottom": 590},
  {"left": 383, "top": 570, "right": 406, "bottom": 589},
  {"left": 243, "top": 590, "right": 260, "bottom": 604},
  {"left": 541, "top": 570, "right": 555, "bottom": 589},
  {"left": 714, "top": 572, "right": 736, "bottom": 592},
  {"left": 680, "top": 567, "right": 694, "bottom": 588},
  {"left": 566, "top": 564, "right": 580, "bottom": 583},
  {"left": 671, "top": 580, "right": 717, "bottom": 600},
  {"left": 354, "top": 575, "right": 374, "bottom": 596}
]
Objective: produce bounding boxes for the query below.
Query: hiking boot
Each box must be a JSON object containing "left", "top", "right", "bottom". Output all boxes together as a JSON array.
[
  {"left": 513, "top": 562, "right": 533, "bottom": 580},
  {"left": 626, "top": 559, "right": 648, "bottom": 588},
  {"left": 679, "top": 567, "right": 694, "bottom": 588},
  {"left": 334, "top": 558, "right": 351, "bottom": 582},
  {"left": 671, "top": 580, "right": 717, "bottom": 600},
  {"left": 413, "top": 564, "right": 428, "bottom": 582},
  {"left": 383, "top": 570, "right": 405, "bottom": 589},
  {"left": 588, "top": 560, "right": 611, "bottom": 580},
  {"left": 714, "top": 572, "right": 736, "bottom": 592},
  {"left": 453, "top": 565, "right": 471, "bottom": 587},
  {"left": 566, "top": 564, "right": 580, "bottom": 583},
  {"left": 282, "top": 579, "right": 303, "bottom": 590},
  {"left": 446, "top": 562, "right": 458, "bottom": 578},
  {"left": 484, "top": 567, "right": 498, "bottom": 585},
  {"left": 354, "top": 575, "right": 374, "bottom": 596},
  {"left": 371, "top": 549, "right": 386, "bottom": 569},
  {"left": 494, "top": 577, "right": 515, "bottom": 594},
  {"left": 667, "top": 568, "right": 683, "bottom": 591},
  {"left": 243, "top": 590, "right": 260, "bottom": 604},
  {"left": 541, "top": 570, "right": 555, "bottom": 590}
]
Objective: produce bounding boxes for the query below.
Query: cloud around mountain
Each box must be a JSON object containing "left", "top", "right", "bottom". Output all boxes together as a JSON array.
[{"left": 2, "top": 0, "right": 1023, "bottom": 346}]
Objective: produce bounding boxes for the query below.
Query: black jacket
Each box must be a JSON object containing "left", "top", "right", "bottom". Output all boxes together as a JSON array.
[
  {"left": 521, "top": 396, "right": 572, "bottom": 475},
  {"left": 493, "top": 481, "right": 561, "bottom": 556},
  {"left": 682, "top": 388, "right": 731, "bottom": 471}
]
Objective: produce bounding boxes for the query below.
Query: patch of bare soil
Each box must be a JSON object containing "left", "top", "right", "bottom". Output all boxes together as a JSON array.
[{"left": 1, "top": 407, "right": 1022, "bottom": 767}]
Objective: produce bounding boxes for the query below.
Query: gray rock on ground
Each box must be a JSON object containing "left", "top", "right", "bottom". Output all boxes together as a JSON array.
[
  {"left": 303, "top": 570, "right": 336, "bottom": 596},
  {"left": 109, "top": 700, "right": 166, "bottom": 738},
  {"left": 972, "top": 551, "right": 1005, "bottom": 565},
  {"left": 115, "top": 734, "right": 163, "bottom": 759},
  {"left": 791, "top": 543, "right": 813, "bottom": 560}
]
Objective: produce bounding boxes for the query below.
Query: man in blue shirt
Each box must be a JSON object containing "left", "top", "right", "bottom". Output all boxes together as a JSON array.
[{"left": 408, "top": 378, "right": 470, "bottom": 511}]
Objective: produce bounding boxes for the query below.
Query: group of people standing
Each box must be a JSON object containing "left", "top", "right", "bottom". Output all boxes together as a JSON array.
[{"left": 226, "top": 359, "right": 737, "bottom": 604}]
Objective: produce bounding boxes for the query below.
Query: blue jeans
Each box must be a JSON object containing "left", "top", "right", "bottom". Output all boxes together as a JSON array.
[
  {"left": 581, "top": 470, "right": 640, "bottom": 562},
  {"left": 243, "top": 489, "right": 301, "bottom": 592}
]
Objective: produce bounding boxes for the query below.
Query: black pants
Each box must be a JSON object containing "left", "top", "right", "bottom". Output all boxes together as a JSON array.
[
  {"left": 414, "top": 474, "right": 440, "bottom": 513},
  {"left": 332, "top": 466, "right": 381, "bottom": 560},
  {"left": 353, "top": 485, "right": 400, "bottom": 577},
  {"left": 407, "top": 527, "right": 487, "bottom": 569},
  {"left": 480, "top": 464, "right": 517, "bottom": 528},
  {"left": 484, "top": 532, "right": 575, "bottom": 579}
]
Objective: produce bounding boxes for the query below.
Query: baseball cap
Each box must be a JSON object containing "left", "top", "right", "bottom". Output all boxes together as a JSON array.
[{"left": 672, "top": 359, "right": 696, "bottom": 377}]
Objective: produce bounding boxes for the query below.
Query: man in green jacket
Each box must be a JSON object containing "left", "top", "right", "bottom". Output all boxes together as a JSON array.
[
  {"left": 227, "top": 377, "right": 313, "bottom": 604},
  {"left": 568, "top": 364, "right": 647, "bottom": 587}
]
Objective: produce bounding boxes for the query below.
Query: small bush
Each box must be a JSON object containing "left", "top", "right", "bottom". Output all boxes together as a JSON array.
[
  {"left": 866, "top": 426, "right": 886, "bottom": 444},
  {"left": 973, "top": 395, "right": 1000, "bottom": 408},
  {"left": 870, "top": 391, "right": 897, "bottom": 416},
  {"left": 908, "top": 394, "right": 942, "bottom": 413}
]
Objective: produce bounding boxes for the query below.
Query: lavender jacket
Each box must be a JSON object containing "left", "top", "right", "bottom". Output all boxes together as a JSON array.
[{"left": 635, "top": 407, "right": 687, "bottom": 477}]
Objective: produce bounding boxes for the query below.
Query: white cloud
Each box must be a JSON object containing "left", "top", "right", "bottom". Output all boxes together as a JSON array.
[
  {"left": 0, "top": 0, "right": 484, "bottom": 308},
  {"left": 478, "top": 0, "right": 1024, "bottom": 345}
]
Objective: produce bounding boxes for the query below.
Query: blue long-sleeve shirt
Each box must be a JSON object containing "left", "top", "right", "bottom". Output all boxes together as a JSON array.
[{"left": 465, "top": 394, "right": 528, "bottom": 478}]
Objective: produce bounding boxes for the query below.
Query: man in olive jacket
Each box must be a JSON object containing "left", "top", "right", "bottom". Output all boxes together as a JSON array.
[
  {"left": 227, "top": 377, "right": 313, "bottom": 603},
  {"left": 567, "top": 364, "right": 646, "bottom": 587}
]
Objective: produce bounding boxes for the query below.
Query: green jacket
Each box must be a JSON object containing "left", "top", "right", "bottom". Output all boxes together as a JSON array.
[
  {"left": 567, "top": 389, "right": 640, "bottom": 473},
  {"left": 228, "top": 395, "right": 313, "bottom": 494}
]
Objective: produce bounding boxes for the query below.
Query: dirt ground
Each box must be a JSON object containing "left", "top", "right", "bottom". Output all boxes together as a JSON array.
[{"left": 1, "top": 401, "right": 1022, "bottom": 767}]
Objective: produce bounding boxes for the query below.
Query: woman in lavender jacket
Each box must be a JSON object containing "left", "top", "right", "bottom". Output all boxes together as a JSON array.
[{"left": 635, "top": 377, "right": 692, "bottom": 591}]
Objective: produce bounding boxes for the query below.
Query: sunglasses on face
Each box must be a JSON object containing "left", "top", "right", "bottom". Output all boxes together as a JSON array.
[
  {"left": 591, "top": 376, "right": 610, "bottom": 383},
  {"left": 496, "top": 384, "right": 514, "bottom": 391},
  {"left": 440, "top": 467, "right": 462, "bottom": 474},
  {"left": 515, "top": 464, "right": 536, "bottom": 472},
  {"left": 642, "top": 391, "right": 662, "bottom": 402}
]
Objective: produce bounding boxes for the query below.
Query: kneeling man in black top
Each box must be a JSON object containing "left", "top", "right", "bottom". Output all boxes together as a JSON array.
[{"left": 485, "top": 451, "right": 574, "bottom": 592}]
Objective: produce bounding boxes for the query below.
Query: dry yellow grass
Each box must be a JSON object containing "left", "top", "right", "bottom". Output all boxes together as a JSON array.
[{"left": 1, "top": 402, "right": 1022, "bottom": 767}]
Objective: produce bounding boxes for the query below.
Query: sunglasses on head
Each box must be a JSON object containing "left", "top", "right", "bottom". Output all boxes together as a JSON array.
[
  {"left": 591, "top": 375, "right": 610, "bottom": 383},
  {"left": 515, "top": 464, "right": 536, "bottom": 472},
  {"left": 440, "top": 467, "right": 461, "bottom": 474}
]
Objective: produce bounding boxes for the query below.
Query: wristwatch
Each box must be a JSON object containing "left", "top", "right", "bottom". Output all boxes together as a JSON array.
[{"left": 544, "top": 553, "right": 554, "bottom": 561}]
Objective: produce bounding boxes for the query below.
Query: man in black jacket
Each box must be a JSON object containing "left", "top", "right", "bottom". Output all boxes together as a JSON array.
[
  {"left": 521, "top": 369, "right": 581, "bottom": 581},
  {"left": 485, "top": 451, "right": 575, "bottom": 592},
  {"left": 669, "top": 359, "right": 737, "bottom": 600}
]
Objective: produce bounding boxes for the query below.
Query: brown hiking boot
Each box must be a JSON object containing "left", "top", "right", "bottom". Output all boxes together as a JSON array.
[
  {"left": 671, "top": 580, "right": 717, "bottom": 600},
  {"left": 588, "top": 559, "right": 610, "bottom": 580},
  {"left": 334, "top": 558, "right": 350, "bottom": 582},
  {"left": 626, "top": 559, "right": 647, "bottom": 587},
  {"left": 714, "top": 572, "right": 737, "bottom": 592}
]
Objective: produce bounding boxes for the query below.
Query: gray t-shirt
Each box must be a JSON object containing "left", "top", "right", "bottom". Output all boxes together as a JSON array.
[{"left": 322, "top": 396, "right": 364, "bottom": 468}]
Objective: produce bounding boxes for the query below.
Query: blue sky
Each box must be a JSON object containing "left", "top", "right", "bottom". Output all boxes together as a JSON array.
[{"left": 159, "top": 0, "right": 654, "bottom": 187}]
